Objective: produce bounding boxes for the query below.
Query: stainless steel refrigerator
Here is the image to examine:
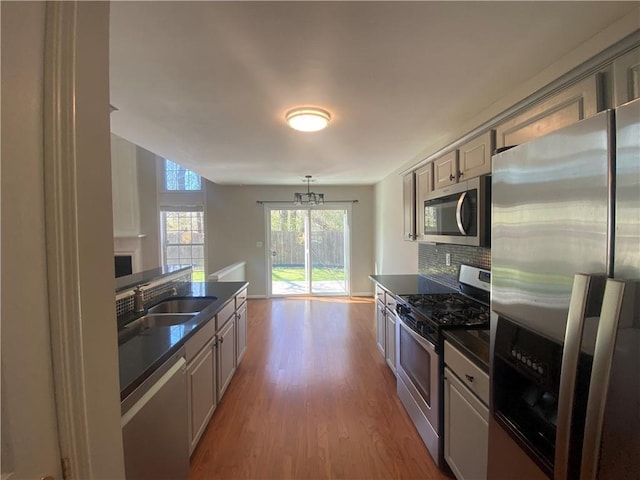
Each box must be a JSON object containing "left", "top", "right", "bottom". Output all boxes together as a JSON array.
[{"left": 488, "top": 98, "right": 639, "bottom": 480}]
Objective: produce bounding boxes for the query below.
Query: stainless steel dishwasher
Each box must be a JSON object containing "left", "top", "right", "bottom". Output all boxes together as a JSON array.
[{"left": 121, "top": 348, "right": 189, "bottom": 480}]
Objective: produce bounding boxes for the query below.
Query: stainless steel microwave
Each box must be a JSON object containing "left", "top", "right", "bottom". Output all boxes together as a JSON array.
[{"left": 423, "top": 175, "right": 491, "bottom": 246}]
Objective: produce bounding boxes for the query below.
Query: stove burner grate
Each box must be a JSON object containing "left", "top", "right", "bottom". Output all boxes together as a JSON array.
[{"left": 403, "top": 292, "right": 489, "bottom": 327}]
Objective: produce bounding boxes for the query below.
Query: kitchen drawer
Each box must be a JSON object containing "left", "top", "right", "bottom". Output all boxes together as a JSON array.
[
  {"left": 216, "top": 299, "right": 235, "bottom": 331},
  {"left": 375, "top": 284, "right": 385, "bottom": 304},
  {"left": 235, "top": 287, "right": 248, "bottom": 309},
  {"left": 185, "top": 317, "right": 215, "bottom": 362},
  {"left": 445, "top": 340, "right": 489, "bottom": 405},
  {"left": 384, "top": 293, "right": 398, "bottom": 312}
]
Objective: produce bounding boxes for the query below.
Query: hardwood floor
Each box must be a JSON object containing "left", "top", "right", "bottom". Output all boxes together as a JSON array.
[{"left": 189, "top": 297, "right": 451, "bottom": 480}]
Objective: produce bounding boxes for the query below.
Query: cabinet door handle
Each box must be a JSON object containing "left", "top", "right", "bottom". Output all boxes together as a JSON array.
[
  {"left": 449, "top": 174, "right": 456, "bottom": 181},
  {"left": 220, "top": 336, "right": 224, "bottom": 344},
  {"left": 458, "top": 171, "right": 464, "bottom": 179},
  {"left": 465, "top": 374, "right": 474, "bottom": 383}
]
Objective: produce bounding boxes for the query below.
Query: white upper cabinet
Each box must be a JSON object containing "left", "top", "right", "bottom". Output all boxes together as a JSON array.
[
  {"left": 495, "top": 75, "right": 599, "bottom": 148},
  {"left": 111, "top": 134, "right": 141, "bottom": 237},
  {"left": 415, "top": 163, "right": 433, "bottom": 242},
  {"left": 613, "top": 45, "right": 640, "bottom": 107},
  {"left": 402, "top": 172, "right": 416, "bottom": 241},
  {"left": 432, "top": 132, "right": 494, "bottom": 192},
  {"left": 457, "top": 131, "right": 495, "bottom": 181},
  {"left": 433, "top": 150, "right": 459, "bottom": 190}
]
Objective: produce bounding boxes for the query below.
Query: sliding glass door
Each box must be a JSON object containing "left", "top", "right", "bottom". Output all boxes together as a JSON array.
[{"left": 268, "top": 207, "right": 349, "bottom": 296}]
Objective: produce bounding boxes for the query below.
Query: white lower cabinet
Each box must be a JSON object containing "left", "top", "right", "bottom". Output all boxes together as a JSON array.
[
  {"left": 385, "top": 309, "right": 396, "bottom": 374},
  {"left": 217, "top": 318, "right": 236, "bottom": 400},
  {"left": 236, "top": 302, "right": 247, "bottom": 364},
  {"left": 376, "top": 300, "right": 386, "bottom": 354},
  {"left": 187, "top": 337, "right": 216, "bottom": 454},
  {"left": 444, "top": 340, "right": 489, "bottom": 480},
  {"left": 184, "top": 288, "right": 249, "bottom": 455}
]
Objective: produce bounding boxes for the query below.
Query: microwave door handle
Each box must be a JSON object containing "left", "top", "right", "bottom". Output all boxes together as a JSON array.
[{"left": 455, "top": 192, "right": 468, "bottom": 235}]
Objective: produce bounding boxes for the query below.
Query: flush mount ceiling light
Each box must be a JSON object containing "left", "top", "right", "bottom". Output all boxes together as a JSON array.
[
  {"left": 285, "top": 107, "right": 331, "bottom": 132},
  {"left": 294, "top": 175, "right": 325, "bottom": 205}
]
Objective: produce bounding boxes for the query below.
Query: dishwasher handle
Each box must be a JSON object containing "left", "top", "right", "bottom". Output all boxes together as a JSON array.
[{"left": 121, "top": 356, "right": 186, "bottom": 428}]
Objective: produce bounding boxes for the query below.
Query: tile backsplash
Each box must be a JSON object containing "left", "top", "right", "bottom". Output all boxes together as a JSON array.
[
  {"left": 115, "top": 273, "right": 191, "bottom": 321},
  {"left": 419, "top": 243, "right": 491, "bottom": 290}
]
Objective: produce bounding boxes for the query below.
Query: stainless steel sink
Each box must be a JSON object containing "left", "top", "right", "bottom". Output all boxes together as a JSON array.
[
  {"left": 139, "top": 313, "right": 196, "bottom": 327},
  {"left": 147, "top": 297, "right": 217, "bottom": 314},
  {"left": 118, "top": 297, "right": 217, "bottom": 345}
]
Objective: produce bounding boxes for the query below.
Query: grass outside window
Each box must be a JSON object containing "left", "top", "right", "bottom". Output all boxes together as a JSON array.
[{"left": 272, "top": 266, "right": 344, "bottom": 282}]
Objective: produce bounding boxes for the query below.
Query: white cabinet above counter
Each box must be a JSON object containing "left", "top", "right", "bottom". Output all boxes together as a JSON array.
[{"left": 111, "top": 134, "right": 142, "bottom": 238}]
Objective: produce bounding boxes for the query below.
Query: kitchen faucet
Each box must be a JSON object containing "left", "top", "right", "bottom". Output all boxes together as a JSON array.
[{"left": 134, "top": 285, "right": 146, "bottom": 313}]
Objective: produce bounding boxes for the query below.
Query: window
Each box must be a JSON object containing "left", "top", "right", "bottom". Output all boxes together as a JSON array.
[
  {"left": 161, "top": 208, "right": 205, "bottom": 281},
  {"left": 164, "top": 159, "right": 201, "bottom": 191}
]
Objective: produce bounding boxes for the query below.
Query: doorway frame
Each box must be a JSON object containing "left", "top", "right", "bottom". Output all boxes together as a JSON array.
[
  {"left": 264, "top": 203, "right": 352, "bottom": 298},
  {"left": 43, "top": 2, "right": 126, "bottom": 478}
]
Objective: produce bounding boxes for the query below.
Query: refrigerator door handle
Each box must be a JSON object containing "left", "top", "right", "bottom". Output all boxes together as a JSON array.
[
  {"left": 580, "top": 279, "right": 626, "bottom": 480},
  {"left": 456, "top": 192, "right": 468, "bottom": 235},
  {"left": 555, "top": 274, "right": 592, "bottom": 480}
]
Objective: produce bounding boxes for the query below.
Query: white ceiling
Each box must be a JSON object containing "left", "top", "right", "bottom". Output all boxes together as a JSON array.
[{"left": 109, "top": 1, "right": 637, "bottom": 186}]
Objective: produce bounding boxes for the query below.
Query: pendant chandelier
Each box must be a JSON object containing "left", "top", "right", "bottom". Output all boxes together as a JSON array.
[{"left": 294, "top": 175, "right": 324, "bottom": 206}]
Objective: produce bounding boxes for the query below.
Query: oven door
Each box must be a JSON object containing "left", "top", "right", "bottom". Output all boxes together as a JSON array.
[{"left": 396, "top": 318, "right": 440, "bottom": 432}]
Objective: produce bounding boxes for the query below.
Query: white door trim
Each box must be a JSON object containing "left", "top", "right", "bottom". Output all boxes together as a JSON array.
[
  {"left": 44, "top": 3, "right": 90, "bottom": 475},
  {"left": 43, "top": 2, "right": 125, "bottom": 478}
]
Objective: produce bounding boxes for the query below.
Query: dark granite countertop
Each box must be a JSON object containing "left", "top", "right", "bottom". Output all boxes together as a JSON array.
[
  {"left": 444, "top": 329, "right": 490, "bottom": 373},
  {"left": 115, "top": 265, "right": 192, "bottom": 293},
  {"left": 369, "top": 274, "right": 456, "bottom": 296},
  {"left": 118, "top": 281, "right": 248, "bottom": 400}
]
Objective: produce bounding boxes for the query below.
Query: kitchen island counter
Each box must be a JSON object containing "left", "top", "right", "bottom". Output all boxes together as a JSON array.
[{"left": 118, "top": 281, "right": 247, "bottom": 401}]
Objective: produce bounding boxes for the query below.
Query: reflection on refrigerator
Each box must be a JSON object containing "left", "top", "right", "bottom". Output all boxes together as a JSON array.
[{"left": 488, "top": 98, "right": 639, "bottom": 479}]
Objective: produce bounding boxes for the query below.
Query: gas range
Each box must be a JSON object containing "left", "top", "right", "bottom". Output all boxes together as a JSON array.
[
  {"left": 394, "top": 265, "right": 490, "bottom": 470},
  {"left": 395, "top": 266, "right": 490, "bottom": 347}
]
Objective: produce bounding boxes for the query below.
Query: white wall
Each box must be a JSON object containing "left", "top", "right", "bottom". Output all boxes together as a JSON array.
[
  {"left": 206, "top": 183, "right": 375, "bottom": 296},
  {"left": 1, "top": 3, "right": 63, "bottom": 477},
  {"left": 374, "top": 174, "right": 418, "bottom": 274}
]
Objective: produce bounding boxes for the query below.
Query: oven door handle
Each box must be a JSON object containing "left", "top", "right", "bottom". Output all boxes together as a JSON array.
[
  {"left": 456, "top": 192, "right": 468, "bottom": 235},
  {"left": 399, "top": 318, "right": 437, "bottom": 354}
]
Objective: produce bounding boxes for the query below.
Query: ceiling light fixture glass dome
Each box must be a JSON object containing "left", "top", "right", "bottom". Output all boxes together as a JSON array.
[{"left": 285, "top": 107, "right": 331, "bottom": 132}]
